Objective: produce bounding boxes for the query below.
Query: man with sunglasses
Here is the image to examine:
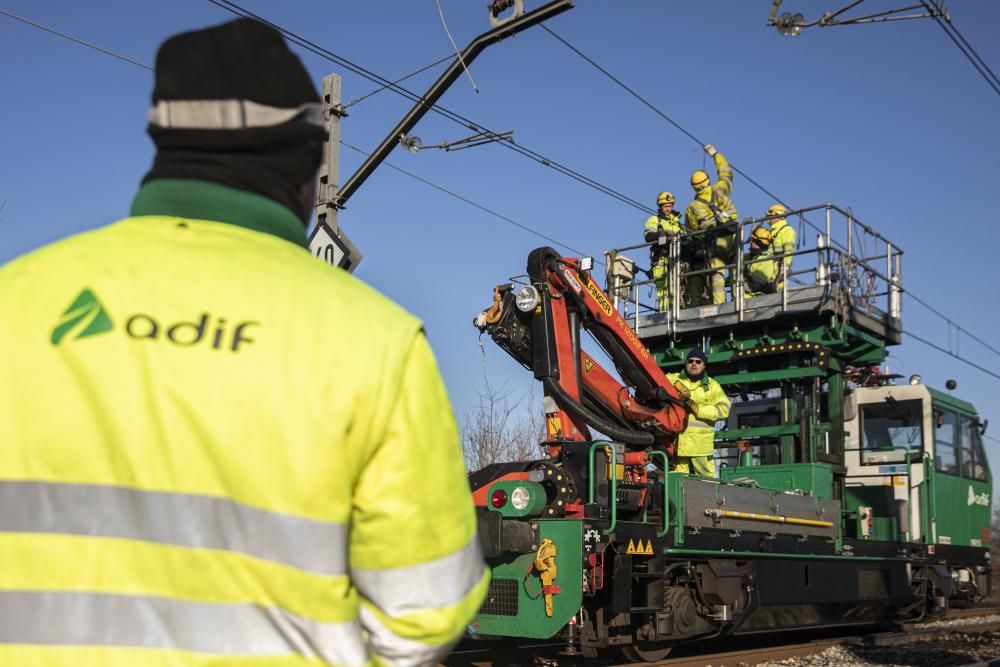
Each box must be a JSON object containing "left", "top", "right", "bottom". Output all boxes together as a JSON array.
[{"left": 666, "top": 347, "right": 731, "bottom": 476}]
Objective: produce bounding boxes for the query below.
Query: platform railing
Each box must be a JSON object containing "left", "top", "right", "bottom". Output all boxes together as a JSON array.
[{"left": 604, "top": 204, "right": 904, "bottom": 336}]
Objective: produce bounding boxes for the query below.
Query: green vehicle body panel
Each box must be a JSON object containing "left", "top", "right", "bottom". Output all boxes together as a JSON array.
[
  {"left": 474, "top": 519, "right": 583, "bottom": 639},
  {"left": 932, "top": 473, "right": 991, "bottom": 547},
  {"left": 720, "top": 463, "right": 835, "bottom": 499}
]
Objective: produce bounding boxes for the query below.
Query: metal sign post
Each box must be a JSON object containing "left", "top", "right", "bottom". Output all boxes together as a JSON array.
[{"left": 310, "top": 73, "right": 363, "bottom": 271}]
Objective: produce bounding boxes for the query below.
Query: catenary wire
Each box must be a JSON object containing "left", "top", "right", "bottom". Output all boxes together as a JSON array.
[
  {"left": 4, "top": 7, "right": 590, "bottom": 259},
  {"left": 206, "top": 0, "right": 653, "bottom": 214},
  {"left": 542, "top": 23, "right": 1000, "bottom": 377},
  {"left": 10, "top": 4, "right": 1000, "bottom": 379},
  {"left": 540, "top": 25, "right": 790, "bottom": 207},
  {"left": 903, "top": 329, "right": 1000, "bottom": 382},
  {"left": 341, "top": 141, "right": 589, "bottom": 257},
  {"left": 0, "top": 9, "right": 153, "bottom": 70},
  {"left": 435, "top": 0, "right": 479, "bottom": 93},
  {"left": 344, "top": 54, "right": 455, "bottom": 108},
  {"left": 905, "top": 292, "right": 1000, "bottom": 360},
  {"left": 920, "top": 1, "right": 1000, "bottom": 97}
]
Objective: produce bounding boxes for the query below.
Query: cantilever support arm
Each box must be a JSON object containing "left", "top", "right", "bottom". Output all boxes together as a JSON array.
[{"left": 335, "top": 0, "right": 574, "bottom": 208}]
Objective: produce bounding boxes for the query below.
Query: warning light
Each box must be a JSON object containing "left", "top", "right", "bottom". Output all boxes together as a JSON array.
[{"left": 490, "top": 489, "right": 508, "bottom": 508}]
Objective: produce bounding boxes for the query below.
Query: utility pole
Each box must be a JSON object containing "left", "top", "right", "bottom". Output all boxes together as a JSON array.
[{"left": 309, "top": 0, "right": 574, "bottom": 274}]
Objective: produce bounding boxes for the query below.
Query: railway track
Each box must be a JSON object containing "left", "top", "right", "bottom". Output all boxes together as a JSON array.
[{"left": 445, "top": 607, "right": 1000, "bottom": 667}]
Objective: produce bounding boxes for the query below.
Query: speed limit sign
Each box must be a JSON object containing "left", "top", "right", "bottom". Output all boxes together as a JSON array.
[{"left": 308, "top": 221, "right": 362, "bottom": 272}]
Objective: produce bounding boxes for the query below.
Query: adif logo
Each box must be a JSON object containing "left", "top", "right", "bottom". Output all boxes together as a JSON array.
[
  {"left": 51, "top": 289, "right": 258, "bottom": 352},
  {"left": 967, "top": 486, "right": 989, "bottom": 507},
  {"left": 51, "top": 288, "right": 113, "bottom": 345}
]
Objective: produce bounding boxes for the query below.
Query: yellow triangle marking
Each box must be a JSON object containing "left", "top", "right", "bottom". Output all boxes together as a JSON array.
[
  {"left": 584, "top": 357, "right": 595, "bottom": 373},
  {"left": 644, "top": 539, "right": 654, "bottom": 555},
  {"left": 626, "top": 538, "right": 637, "bottom": 554}
]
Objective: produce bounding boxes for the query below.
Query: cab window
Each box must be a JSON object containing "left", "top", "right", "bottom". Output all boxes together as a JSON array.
[
  {"left": 860, "top": 398, "right": 922, "bottom": 453},
  {"left": 934, "top": 409, "right": 958, "bottom": 475},
  {"left": 961, "top": 416, "right": 988, "bottom": 482}
]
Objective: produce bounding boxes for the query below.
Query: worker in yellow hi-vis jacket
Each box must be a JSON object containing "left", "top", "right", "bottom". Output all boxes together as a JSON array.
[
  {"left": 0, "top": 19, "right": 486, "bottom": 667},
  {"left": 765, "top": 204, "right": 797, "bottom": 289},
  {"left": 644, "top": 191, "right": 683, "bottom": 312},
  {"left": 684, "top": 144, "right": 739, "bottom": 305},
  {"left": 666, "top": 347, "right": 732, "bottom": 477}
]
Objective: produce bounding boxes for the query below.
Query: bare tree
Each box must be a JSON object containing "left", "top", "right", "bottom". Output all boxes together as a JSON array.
[
  {"left": 988, "top": 505, "right": 1000, "bottom": 603},
  {"left": 462, "top": 379, "right": 544, "bottom": 471}
]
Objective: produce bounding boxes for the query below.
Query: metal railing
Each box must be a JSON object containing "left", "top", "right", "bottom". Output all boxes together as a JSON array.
[{"left": 604, "top": 204, "right": 904, "bottom": 336}]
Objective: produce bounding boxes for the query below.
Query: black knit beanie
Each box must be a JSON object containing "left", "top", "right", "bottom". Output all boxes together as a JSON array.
[{"left": 142, "top": 18, "right": 325, "bottom": 222}]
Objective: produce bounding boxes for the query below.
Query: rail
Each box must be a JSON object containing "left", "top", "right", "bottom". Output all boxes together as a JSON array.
[{"left": 604, "top": 203, "right": 904, "bottom": 337}]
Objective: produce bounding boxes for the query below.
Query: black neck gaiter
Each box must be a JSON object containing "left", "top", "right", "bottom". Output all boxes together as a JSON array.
[{"left": 142, "top": 123, "right": 324, "bottom": 223}]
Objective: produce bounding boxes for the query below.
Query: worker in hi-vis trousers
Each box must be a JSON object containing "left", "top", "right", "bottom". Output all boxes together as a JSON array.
[
  {"left": 0, "top": 19, "right": 487, "bottom": 667},
  {"left": 644, "top": 191, "right": 682, "bottom": 312},
  {"left": 667, "top": 347, "right": 731, "bottom": 477},
  {"left": 765, "top": 204, "right": 797, "bottom": 289},
  {"left": 684, "top": 144, "right": 739, "bottom": 305}
]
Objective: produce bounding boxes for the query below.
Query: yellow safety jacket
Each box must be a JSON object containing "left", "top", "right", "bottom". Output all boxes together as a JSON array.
[
  {"left": 684, "top": 152, "right": 738, "bottom": 259},
  {"left": 0, "top": 179, "right": 488, "bottom": 667},
  {"left": 745, "top": 246, "right": 779, "bottom": 293},
  {"left": 770, "top": 219, "right": 796, "bottom": 271},
  {"left": 666, "top": 372, "right": 731, "bottom": 458},
  {"left": 644, "top": 212, "right": 683, "bottom": 236}
]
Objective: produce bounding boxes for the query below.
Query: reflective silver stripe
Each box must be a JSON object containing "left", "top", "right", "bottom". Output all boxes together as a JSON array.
[
  {"left": 359, "top": 605, "right": 458, "bottom": 667},
  {"left": 0, "top": 591, "right": 368, "bottom": 665},
  {"left": 149, "top": 99, "right": 323, "bottom": 130},
  {"left": 686, "top": 420, "right": 715, "bottom": 429},
  {"left": 0, "top": 481, "right": 345, "bottom": 575},
  {"left": 351, "top": 535, "right": 485, "bottom": 617},
  {"left": 714, "top": 403, "right": 728, "bottom": 420}
]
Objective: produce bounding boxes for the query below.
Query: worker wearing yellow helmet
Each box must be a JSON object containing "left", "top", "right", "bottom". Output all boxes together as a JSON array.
[
  {"left": 765, "top": 204, "right": 796, "bottom": 289},
  {"left": 744, "top": 226, "right": 778, "bottom": 299},
  {"left": 644, "top": 191, "right": 683, "bottom": 312},
  {"left": 684, "top": 144, "right": 739, "bottom": 306}
]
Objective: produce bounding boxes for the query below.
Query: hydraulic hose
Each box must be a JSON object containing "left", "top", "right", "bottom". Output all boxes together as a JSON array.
[{"left": 543, "top": 377, "right": 654, "bottom": 447}]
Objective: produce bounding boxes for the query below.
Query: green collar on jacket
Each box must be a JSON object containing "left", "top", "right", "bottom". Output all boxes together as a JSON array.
[
  {"left": 130, "top": 179, "right": 308, "bottom": 248},
  {"left": 681, "top": 369, "right": 712, "bottom": 390}
]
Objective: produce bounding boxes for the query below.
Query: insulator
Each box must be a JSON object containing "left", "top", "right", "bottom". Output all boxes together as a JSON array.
[{"left": 489, "top": 0, "right": 516, "bottom": 17}]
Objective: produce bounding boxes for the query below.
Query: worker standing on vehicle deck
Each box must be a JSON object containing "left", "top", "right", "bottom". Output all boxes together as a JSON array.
[
  {"left": 684, "top": 144, "right": 739, "bottom": 305},
  {"left": 765, "top": 204, "right": 796, "bottom": 289},
  {"left": 744, "top": 226, "right": 779, "bottom": 298},
  {"left": 644, "top": 191, "right": 682, "bottom": 312},
  {"left": 667, "top": 347, "right": 731, "bottom": 477},
  {"left": 0, "top": 19, "right": 486, "bottom": 667}
]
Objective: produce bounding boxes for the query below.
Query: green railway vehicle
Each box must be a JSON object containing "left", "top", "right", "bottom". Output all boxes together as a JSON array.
[{"left": 466, "top": 205, "right": 991, "bottom": 661}]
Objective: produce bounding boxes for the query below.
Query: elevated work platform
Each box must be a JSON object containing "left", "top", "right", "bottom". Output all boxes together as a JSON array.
[{"left": 605, "top": 203, "right": 903, "bottom": 369}]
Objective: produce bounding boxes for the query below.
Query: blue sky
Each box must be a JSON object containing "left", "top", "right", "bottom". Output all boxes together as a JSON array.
[{"left": 2, "top": 1, "right": 999, "bottom": 473}]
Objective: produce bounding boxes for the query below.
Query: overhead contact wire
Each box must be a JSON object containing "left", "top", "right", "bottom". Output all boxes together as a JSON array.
[
  {"left": 0, "top": 9, "right": 153, "bottom": 70},
  {"left": 340, "top": 141, "right": 589, "bottom": 256},
  {"left": 920, "top": 1, "right": 1000, "bottom": 97},
  {"left": 540, "top": 25, "right": 789, "bottom": 207},
  {"left": 903, "top": 329, "right": 1000, "bottom": 382},
  {"left": 5, "top": 8, "right": 588, "bottom": 264},
  {"left": 207, "top": 0, "right": 652, "bottom": 214}
]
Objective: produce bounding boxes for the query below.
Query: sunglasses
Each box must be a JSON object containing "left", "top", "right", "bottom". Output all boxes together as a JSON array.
[{"left": 686, "top": 359, "right": 704, "bottom": 364}]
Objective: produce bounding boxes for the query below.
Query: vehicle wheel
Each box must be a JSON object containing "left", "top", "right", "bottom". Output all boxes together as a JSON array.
[{"left": 620, "top": 642, "right": 671, "bottom": 663}]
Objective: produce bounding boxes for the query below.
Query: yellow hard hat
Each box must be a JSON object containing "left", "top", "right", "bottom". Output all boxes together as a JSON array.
[
  {"left": 767, "top": 204, "right": 787, "bottom": 218},
  {"left": 690, "top": 170, "right": 710, "bottom": 191},
  {"left": 751, "top": 226, "right": 772, "bottom": 245},
  {"left": 657, "top": 191, "right": 675, "bottom": 206}
]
